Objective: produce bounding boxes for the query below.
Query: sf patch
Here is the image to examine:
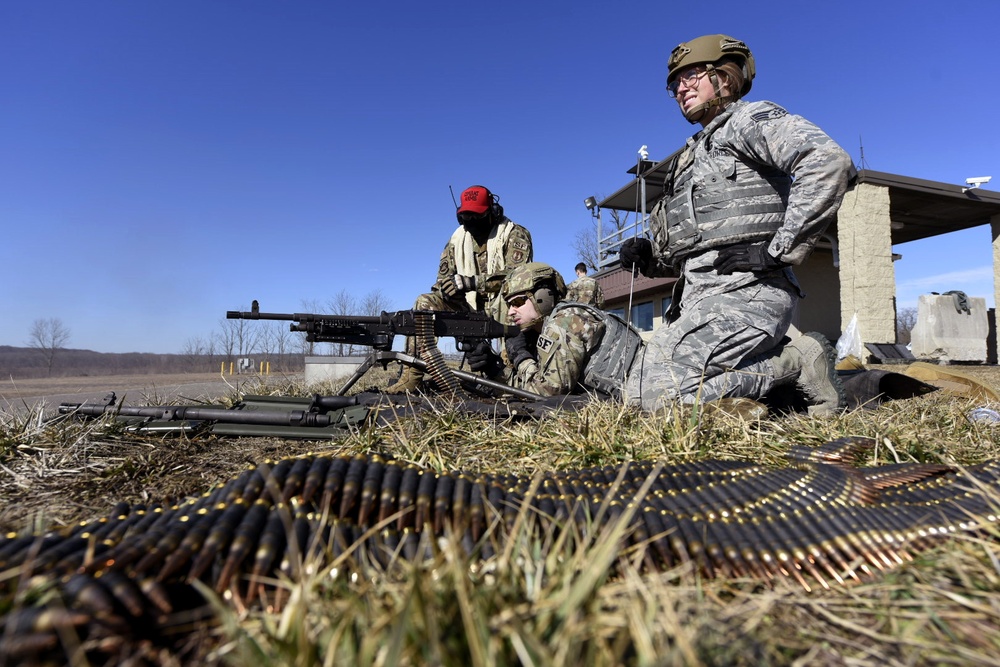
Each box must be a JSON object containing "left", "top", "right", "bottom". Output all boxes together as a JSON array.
[
  {"left": 537, "top": 335, "right": 554, "bottom": 352},
  {"left": 511, "top": 240, "right": 529, "bottom": 264}
]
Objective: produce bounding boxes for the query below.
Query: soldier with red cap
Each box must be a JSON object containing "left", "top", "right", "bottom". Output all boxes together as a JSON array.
[{"left": 387, "top": 185, "right": 533, "bottom": 393}]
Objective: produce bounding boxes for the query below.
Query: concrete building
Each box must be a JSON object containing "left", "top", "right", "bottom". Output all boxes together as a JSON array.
[{"left": 591, "top": 156, "right": 1000, "bottom": 359}]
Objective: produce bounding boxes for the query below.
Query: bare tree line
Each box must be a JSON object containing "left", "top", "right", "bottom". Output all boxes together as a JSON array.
[
  {"left": 6, "top": 290, "right": 395, "bottom": 379},
  {"left": 573, "top": 202, "right": 636, "bottom": 272},
  {"left": 183, "top": 288, "right": 395, "bottom": 366}
]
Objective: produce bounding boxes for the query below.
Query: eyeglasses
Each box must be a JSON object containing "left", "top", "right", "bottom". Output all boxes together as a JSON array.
[
  {"left": 505, "top": 294, "right": 530, "bottom": 308},
  {"left": 667, "top": 68, "right": 708, "bottom": 98}
]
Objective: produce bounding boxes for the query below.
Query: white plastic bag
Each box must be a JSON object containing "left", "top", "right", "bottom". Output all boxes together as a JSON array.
[{"left": 835, "top": 313, "right": 863, "bottom": 362}]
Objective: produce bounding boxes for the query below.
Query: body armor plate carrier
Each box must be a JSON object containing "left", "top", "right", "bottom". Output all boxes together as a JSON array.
[{"left": 552, "top": 302, "right": 644, "bottom": 398}]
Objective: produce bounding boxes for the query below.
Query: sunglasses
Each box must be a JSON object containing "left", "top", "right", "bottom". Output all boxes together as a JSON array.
[
  {"left": 505, "top": 294, "right": 530, "bottom": 308},
  {"left": 458, "top": 211, "right": 489, "bottom": 225}
]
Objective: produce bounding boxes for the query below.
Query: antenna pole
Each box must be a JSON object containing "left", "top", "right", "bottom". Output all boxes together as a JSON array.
[{"left": 858, "top": 135, "right": 869, "bottom": 170}]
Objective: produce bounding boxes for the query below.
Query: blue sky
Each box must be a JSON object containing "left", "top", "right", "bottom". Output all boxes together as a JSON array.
[{"left": 2, "top": 1, "right": 997, "bottom": 354}]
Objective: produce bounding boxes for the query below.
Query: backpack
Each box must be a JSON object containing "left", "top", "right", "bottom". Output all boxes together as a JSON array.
[{"left": 551, "top": 302, "right": 644, "bottom": 398}]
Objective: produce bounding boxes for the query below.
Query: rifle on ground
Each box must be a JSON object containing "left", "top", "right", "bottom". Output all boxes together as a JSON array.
[
  {"left": 58, "top": 392, "right": 368, "bottom": 439},
  {"left": 227, "top": 301, "right": 542, "bottom": 400}
]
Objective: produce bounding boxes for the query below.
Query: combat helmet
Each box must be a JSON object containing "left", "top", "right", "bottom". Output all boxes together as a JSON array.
[
  {"left": 666, "top": 34, "right": 755, "bottom": 123},
  {"left": 502, "top": 262, "right": 567, "bottom": 324}
]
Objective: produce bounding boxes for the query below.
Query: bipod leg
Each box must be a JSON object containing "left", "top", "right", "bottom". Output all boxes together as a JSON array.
[{"left": 336, "top": 352, "right": 380, "bottom": 395}]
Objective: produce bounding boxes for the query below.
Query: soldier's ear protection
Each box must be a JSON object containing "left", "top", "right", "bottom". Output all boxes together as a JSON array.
[{"left": 532, "top": 283, "right": 558, "bottom": 317}]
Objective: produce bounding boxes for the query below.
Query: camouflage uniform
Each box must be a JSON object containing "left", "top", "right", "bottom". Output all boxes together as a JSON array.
[
  {"left": 507, "top": 305, "right": 607, "bottom": 396},
  {"left": 416, "top": 219, "right": 533, "bottom": 324},
  {"left": 624, "top": 99, "right": 851, "bottom": 410},
  {"left": 565, "top": 275, "right": 605, "bottom": 308}
]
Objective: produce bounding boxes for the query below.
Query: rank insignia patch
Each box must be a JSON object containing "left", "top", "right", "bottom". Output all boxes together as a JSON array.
[{"left": 750, "top": 107, "right": 788, "bottom": 123}]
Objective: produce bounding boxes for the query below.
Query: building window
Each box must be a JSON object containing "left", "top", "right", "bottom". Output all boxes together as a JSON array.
[
  {"left": 631, "top": 301, "right": 654, "bottom": 331},
  {"left": 606, "top": 303, "right": 654, "bottom": 330}
]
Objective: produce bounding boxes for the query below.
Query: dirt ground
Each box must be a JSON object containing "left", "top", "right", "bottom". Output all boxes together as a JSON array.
[{"left": 0, "top": 371, "right": 324, "bottom": 534}]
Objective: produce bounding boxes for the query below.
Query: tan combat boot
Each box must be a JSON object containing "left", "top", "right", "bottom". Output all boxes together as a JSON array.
[
  {"left": 771, "top": 332, "right": 845, "bottom": 416},
  {"left": 385, "top": 365, "right": 424, "bottom": 393}
]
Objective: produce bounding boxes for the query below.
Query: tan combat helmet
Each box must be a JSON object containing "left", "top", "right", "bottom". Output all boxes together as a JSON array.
[
  {"left": 666, "top": 34, "right": 755, "bottom": 123},
  {"left": 502, "top": 263, "right": 567, "bottom": 323}
]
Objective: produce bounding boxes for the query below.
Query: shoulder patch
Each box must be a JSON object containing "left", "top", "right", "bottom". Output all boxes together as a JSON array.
[
  {"left": 750, "top": 107, "right": 788, "bottom": 123},
  {"left": 537, "top": 336, "right": 554, "bottom": 351}
]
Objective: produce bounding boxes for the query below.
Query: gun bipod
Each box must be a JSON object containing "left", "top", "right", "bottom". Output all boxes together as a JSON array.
[{"left": 337, "top": 350, "right": 543, "bottom": 402}]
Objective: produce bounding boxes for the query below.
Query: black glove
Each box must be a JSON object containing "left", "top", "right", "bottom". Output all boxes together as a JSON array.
[
  {"left": 619, "top": 238, "right": 653, "bottom": 275},
  {"left": 712, "top": 242, "right": 787, "bottom": 275},
  {"left": 438, "top": 277, "right": 461, "bottom": 299},
  {"left": 453, "top": 274, "right": 477, "bottom": 292},
  {"left": 505, "top": 330, "right": 534, "bottom": 369},
  {"left": 466, "top": 340, "right": 503, "bottom": 378}
]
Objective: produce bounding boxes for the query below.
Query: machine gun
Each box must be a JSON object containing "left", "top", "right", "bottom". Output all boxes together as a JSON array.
[
  {"left": 227, "top": 301, "right": 516, "bottom": 352},
  {"left": 227, "top": 301, "right": 542, "bottom": 400},
  {"left": 58, "top": 392, "right": 368, "bottom": 439}
]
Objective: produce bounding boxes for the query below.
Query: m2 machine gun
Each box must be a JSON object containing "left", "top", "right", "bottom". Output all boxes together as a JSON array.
[{"left": 227, "top": 301, "right": 541, "bottom": 400}]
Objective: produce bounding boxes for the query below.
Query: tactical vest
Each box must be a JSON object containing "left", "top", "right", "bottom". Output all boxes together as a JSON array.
[
  {"left": 551, "top": 302, "right": 644, "bottom": 398},
  {"left": 655, "top": 105, "right": 791, "bottom": 268}
]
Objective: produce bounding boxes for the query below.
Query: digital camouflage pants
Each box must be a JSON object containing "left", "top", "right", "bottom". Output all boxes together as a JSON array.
[{"left": 623, "top": 279, "right": 795, "bottom": 410}]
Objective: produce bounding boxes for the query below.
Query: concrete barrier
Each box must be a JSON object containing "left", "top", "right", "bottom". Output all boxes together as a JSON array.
[
  {"left": 304, "top": 356, "right": 367, "bottom": 384},
  {"left": 910, "top": 294, "right": 988, "bottom": 363}
]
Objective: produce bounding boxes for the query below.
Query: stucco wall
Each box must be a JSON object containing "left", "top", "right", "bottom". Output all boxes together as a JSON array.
[
  {"left": 794, "top": 247, "right": 841, "bottom": 341},
  {"left": 837, "top": 183, "right": 897, "bottom": 347}
]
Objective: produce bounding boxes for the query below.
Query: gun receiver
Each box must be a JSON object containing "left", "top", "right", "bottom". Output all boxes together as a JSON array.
[{"left": 227, "top": 300, "right": 517, "bottom": 351}]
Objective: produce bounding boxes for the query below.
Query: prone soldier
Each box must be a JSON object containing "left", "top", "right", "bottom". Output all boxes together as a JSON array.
[{"left": 468, "top": 263, "right": 641, "bottom": 398}]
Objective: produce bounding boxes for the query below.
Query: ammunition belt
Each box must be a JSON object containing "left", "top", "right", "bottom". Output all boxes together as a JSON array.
[{"left": 2, "top": 436, "right": 998, "bottom": 662}]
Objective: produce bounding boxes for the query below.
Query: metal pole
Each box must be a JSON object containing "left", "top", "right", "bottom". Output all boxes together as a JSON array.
[{"left": 596, "top": 206, "right": 602, "bottom": 267}]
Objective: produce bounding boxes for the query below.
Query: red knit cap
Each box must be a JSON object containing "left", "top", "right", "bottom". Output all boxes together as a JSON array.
[{"left": 458, "top": 186, "right": 491, "bottom": 215}]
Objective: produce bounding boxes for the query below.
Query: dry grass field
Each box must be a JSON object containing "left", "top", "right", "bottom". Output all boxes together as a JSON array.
[
  {"left": 0, "top": 371, "right": 283, "bottom": 406},
  {"left": 2, "top": 363, "right": 1000, "bottom": 665}
]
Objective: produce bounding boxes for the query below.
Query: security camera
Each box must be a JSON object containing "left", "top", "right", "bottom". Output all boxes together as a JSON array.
[{"left": 965, "top": 176, "right": 992, "bottom": 186}]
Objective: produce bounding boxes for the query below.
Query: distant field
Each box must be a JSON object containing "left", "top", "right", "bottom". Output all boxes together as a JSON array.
[{"left": 0, "top": 371, "right": 298, "bottom": 408}]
